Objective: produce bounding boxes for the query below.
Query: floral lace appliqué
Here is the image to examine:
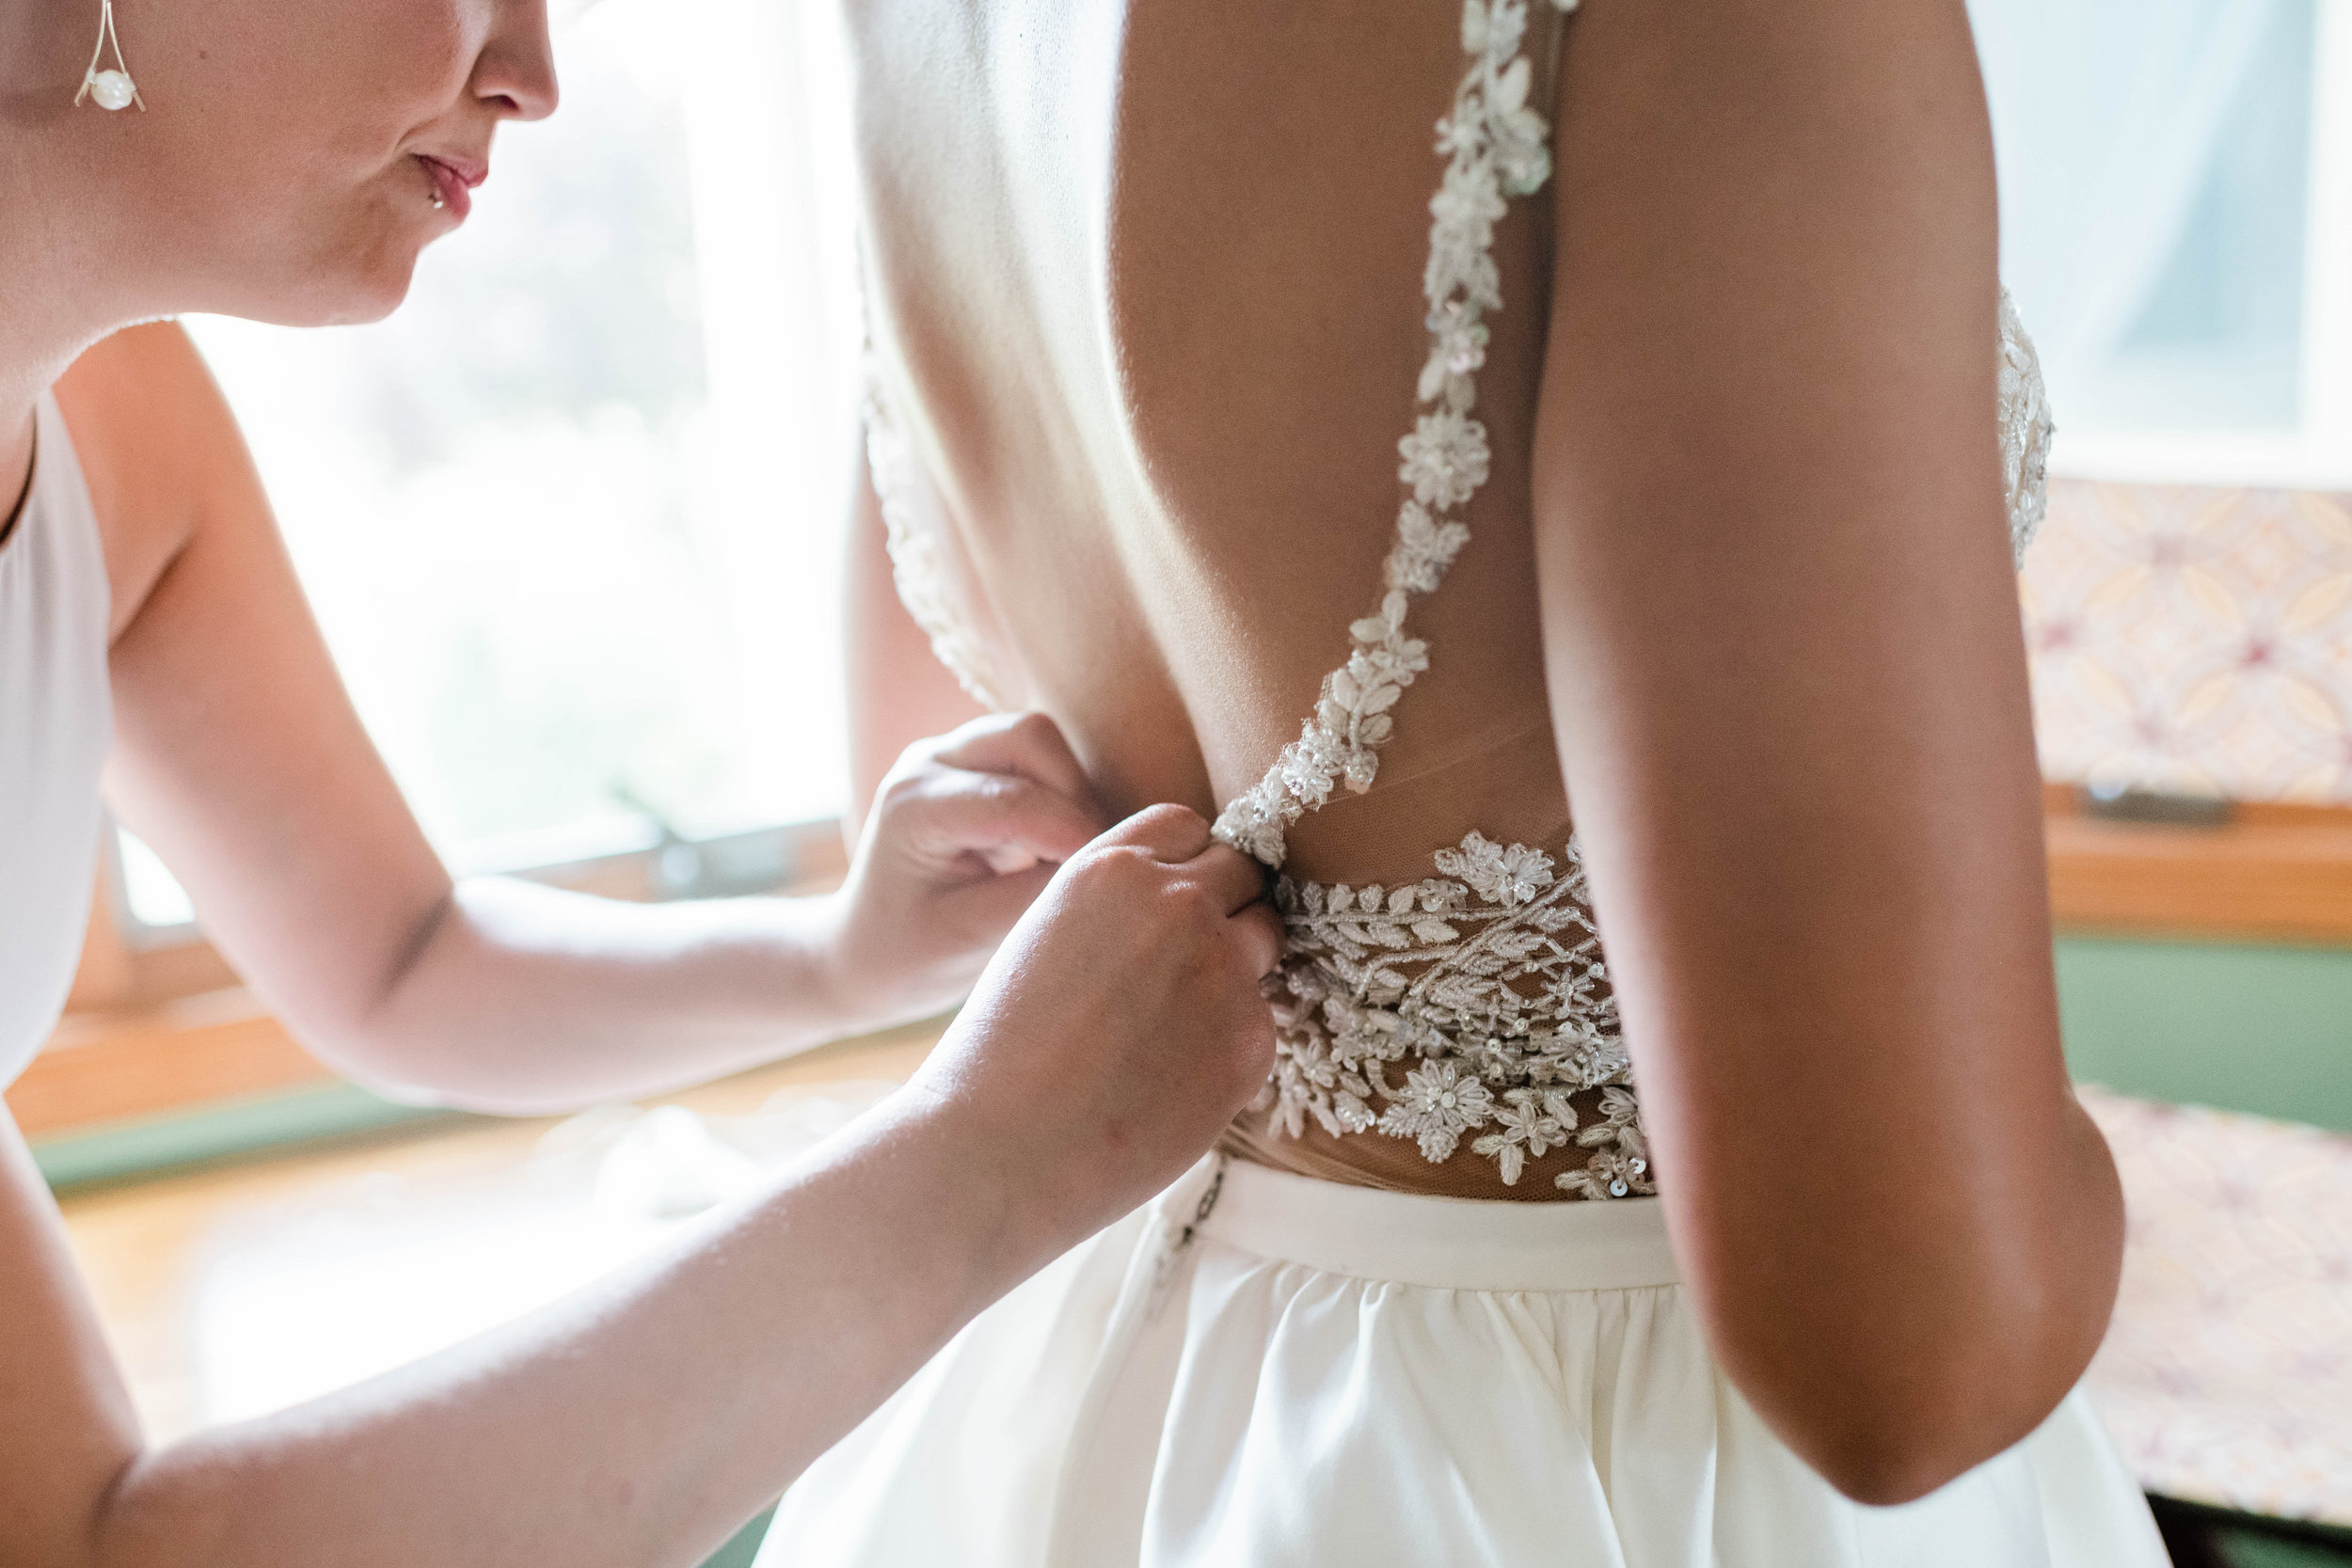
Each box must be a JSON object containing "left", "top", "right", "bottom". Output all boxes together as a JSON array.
[
  {"left": 1998, "top": 287, "right": 2054, "bottom": 565},
  {"left": 1210, "top": 0, "right": 1580, "bottom": 873},
  {"left": 865, "top": 366, "right": 1009, "bottom": 710},
  {"left": 1209, "top": 0, "right": 1655, "bottom": 1196},
  {"left": 1264, "top": 830, "right": 1656, "bottom": 1196}
]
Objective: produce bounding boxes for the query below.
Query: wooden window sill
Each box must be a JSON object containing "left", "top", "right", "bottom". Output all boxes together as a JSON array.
[
  {"left": 17, "top": 827, "right": 852, "bottom": 1145},
  {"left": 11, "top": 990, "right": 332, "bottom": 1141},
  {"left": 2043, "top": 784, "right": 2352, "bottom": 946}
]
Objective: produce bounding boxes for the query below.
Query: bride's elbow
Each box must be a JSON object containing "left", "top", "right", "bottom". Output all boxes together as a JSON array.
[
  {"left": 1801, "top": 1408, "right": 2028, "bottom": 1508},
  {"left": 1754, "top": 1312, "right": 2106, "bottom": 1507},
  {"left": 1709, "top": 1113, "right": 2128, "bottom": 1506}
]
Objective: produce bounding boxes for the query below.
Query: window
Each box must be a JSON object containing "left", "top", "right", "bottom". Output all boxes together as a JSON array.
[
  {"left": 119, "top": 0, "right": 864, "bottom": 939},
  {"left": 1971, "top": 0, "right": 2352, "bottom": 486}
]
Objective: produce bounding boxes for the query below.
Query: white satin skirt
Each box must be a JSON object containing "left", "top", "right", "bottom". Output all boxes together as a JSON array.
[{"left": 756, "top": 1158, "right": 2169, "bottom": 1567}]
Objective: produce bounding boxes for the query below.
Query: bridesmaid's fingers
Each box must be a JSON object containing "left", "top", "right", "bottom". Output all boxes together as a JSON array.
[
  {"left": 1097, "top": 802, "right": 1216, "bottom": 864},
  {"left": 1227, "top": 900, "right": 1287, "bottom": 980},
  {"left": 930, "top": 711, "right": 1098, "bottom": 813},
  {"left": 1184, "top": 841, "right": 1274, "bottom": 917}
]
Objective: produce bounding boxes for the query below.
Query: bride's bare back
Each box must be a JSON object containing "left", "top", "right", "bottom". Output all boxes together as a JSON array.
[
  {"left": 854, "top": 0, "right": 1565, "bottom": 863},
  {"left": 852, "top": 0, "right": 1601, "bottom": 1195},
  {"left": 849, "top": 0, "right": 2130, "bottom": 1490}
]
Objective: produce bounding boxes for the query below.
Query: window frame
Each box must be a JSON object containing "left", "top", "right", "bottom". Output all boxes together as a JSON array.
[
  {"left": 22, "top": 818, "right": 850, "bottom": 1141},
  {"left": 2049, "top": 0, "right": 2352, "bottom": 489},
  {"left": 76, "top": 814, "right": 851, "bottom": 1018},
  {"left": 72, "top": 0, "right": 867, "bottom": 1002}
]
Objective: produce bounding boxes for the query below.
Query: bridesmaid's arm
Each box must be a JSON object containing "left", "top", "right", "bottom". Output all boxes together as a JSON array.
[
  {"left": 1529, "top": 0, "right": 2122, "bottom": 1504},
  {"left": 58, "top": 324, "right": 1096, "bottom": 1113},
  {"left": 0, "top": 1094, "right": 1017, "bottom": 1568},
  {"left": 1, "top": 807, "right": 1284, "bottom": 1568}
]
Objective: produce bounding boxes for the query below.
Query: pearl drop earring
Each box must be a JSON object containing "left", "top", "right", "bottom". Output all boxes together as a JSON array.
[{"left": 73, "top": 0, "right": 144, "bottom": 112}]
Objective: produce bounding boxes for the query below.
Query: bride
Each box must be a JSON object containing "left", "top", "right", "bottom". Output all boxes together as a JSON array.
[{"left": 761, "top": 0, "right": 2170, "bottom": 1560}]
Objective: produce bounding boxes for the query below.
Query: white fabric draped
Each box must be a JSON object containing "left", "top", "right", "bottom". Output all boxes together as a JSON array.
[
  {"left": 1970, "top": 0, "right": 2301, "bottom": 420},
  {"left": 758, "top": 1161, "right": 2169, "bottom": 1567},
  {"left": 0, "top": 395, "right": 112, "bottom": 1092}
]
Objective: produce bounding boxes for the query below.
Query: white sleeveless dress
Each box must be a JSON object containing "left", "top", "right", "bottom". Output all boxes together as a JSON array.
[
  {"left": 1, "top": 393, "right": 113, "bottom": 1097},
  {"left": 762, "top": 4, "right": 2169, "bottom": 1561}
]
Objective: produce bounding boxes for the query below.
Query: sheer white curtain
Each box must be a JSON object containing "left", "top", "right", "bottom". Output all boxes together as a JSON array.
[{"left": 1970, "top": 0, "right": 2305, "bottom": 431}]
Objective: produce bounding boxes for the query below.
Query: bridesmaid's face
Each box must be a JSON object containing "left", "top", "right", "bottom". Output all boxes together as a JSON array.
[{"left": 95, "top": 0, "right": 560, "bottom": 326}]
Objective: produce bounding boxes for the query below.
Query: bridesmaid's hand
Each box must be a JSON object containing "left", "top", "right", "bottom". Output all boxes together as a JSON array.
[
  {"left": 816, "top": 711, "right": 1109, "bottom": 1035},
  {"left": 907, "top": 803, "right": 1285, "bottom": 1256}
]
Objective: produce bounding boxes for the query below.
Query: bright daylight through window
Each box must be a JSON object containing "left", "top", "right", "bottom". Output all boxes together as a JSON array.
[
  {"left": 1971, "top": 0, "right": 2352, "bottom": 484},
  {"left": 119, "top": 0, "right": 863, "bottom": 931},
  {"left": 118, "top": 0, "right": 2352, "bottom": 927}
]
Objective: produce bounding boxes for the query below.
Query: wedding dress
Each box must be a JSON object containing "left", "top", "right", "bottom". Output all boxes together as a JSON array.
[
  {"left": 758, "top": 2, "right": 2167, "bottom": 1560},
  {"left": 0, "top": 393, "right": 112, "bottom": 1098}
]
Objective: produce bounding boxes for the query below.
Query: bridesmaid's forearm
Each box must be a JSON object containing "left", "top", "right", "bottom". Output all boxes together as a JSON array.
[
  {"left": 89, "top": 1093, "right": 1033, "bottom": 1568},
  {"left": 318, "top": 877, "right": 881, "bottom": 1115}
]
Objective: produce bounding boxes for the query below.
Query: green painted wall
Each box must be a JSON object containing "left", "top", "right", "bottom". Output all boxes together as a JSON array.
[
  {"left": 2225, "top": 1531, "right": 2352, "bottom": 1568},
  {"left": 698, "top": 1508, "right": 774, "bottom": 1568},
  {"left": 2056, "top": 936, "right": 2352, "bottom": 1133},
  {"left": 34, "top": 1085, "right": 448, "bottom": 1192}
]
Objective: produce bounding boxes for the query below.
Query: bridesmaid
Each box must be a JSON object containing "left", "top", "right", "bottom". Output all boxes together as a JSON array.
[{"left": 0, "top": 2, "right": 1284, "bottom": 1563}]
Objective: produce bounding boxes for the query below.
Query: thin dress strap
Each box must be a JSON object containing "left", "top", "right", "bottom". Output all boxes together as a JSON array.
[{"left": 1212, "top": 0, "right": 1581, "bottom": 870}]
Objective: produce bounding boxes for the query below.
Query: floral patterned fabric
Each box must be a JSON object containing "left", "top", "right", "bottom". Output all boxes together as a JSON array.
[
  {"left": 2083, "top": 1087, "right": 2352, "bottom": 1527},
  {"left": 2023, "top": 483, "right": 2352, "bottom": 805}
]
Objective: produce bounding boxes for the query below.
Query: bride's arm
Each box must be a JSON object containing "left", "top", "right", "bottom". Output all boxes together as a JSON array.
[
  {"left": 1531, "top": 0, "right": 2122, "bottom": 1505},
  {"left": 66, "top": 325, "right": 1094, "bottom": 1114},
  {"left": 2, "top": 806, "right": 1284, "bottom": 1568}
]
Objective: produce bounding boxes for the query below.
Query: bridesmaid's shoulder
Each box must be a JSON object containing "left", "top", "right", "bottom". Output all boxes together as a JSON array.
[{"left": 52, "top": 320, "right": 249, "bottom": 642}]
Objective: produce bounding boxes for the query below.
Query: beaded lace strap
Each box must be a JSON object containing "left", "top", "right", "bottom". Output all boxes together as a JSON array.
[
  {"left": 1211, "top": 0, "right": 1579, "bottom": 870},
  {"left": 863, "top": 349, "right": 1011, "bottom": 709},
  {"left": 1998, "top": 287, "right": 2054, "bottom": 564}
]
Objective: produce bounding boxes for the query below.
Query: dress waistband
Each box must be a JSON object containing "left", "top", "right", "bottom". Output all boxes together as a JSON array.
[{"left": 1192, "top": 1158, "right": 1682, "bottom": 1292}]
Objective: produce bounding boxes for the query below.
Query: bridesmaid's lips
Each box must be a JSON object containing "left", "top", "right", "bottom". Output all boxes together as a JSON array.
[{"left": 415, "top": 153, "right": 484, "bottom": 220}]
